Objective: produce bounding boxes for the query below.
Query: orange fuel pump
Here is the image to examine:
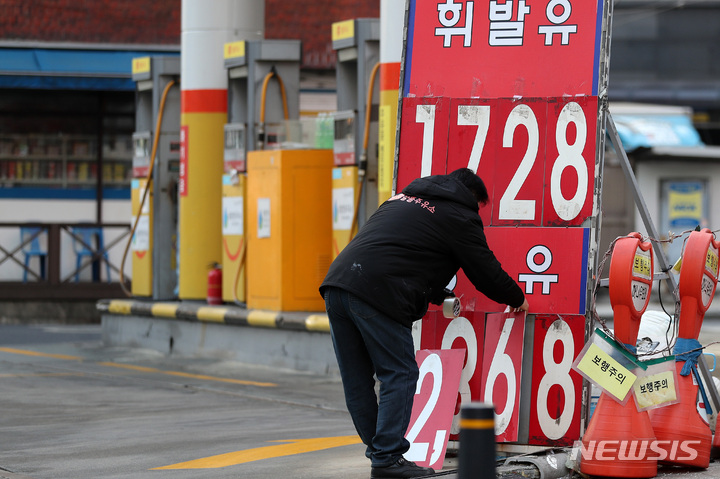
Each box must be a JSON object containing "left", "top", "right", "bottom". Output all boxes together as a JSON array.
[{"left": 221, "top": 40, "right": 301, "bottom": 304}]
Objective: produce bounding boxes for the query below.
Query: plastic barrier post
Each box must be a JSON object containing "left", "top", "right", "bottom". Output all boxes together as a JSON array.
[{"left": 458, "top": 403, "right": 495, "bottom": 479}]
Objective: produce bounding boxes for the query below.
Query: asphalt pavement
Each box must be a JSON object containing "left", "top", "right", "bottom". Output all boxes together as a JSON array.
[
  {"left": 4, "top": 314, "right": 720, "bottom": 479},
  {"left": 0, "top": 323, "right": 369, "bottom": 479}
]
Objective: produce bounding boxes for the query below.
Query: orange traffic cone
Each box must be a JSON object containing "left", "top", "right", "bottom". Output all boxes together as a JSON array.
[
  {"left": 580, "top": 393, "right": 657, "bottom": 478},
  {"left": 713, "top": 414, "right": 720, "bottom": 458},
  {"left": 648, "top": 362, "right": 711, "bottom": 468},
  {"left": 580, "top": 233, "right": 657, "bottom": 477},
  {"left": 711, "top": 377, "right": 720, "bottom": 457},
  {"left": 650, "top": 229, "right": 718, "bottom": 469}
]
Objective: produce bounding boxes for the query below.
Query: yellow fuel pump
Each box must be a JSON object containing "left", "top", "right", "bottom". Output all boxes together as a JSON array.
[
  {"left": 123, "top": 56, "right": 180, "bottom": 299},
  {"left": 330, "top": 18, "right": 380, "bottom": 259}
]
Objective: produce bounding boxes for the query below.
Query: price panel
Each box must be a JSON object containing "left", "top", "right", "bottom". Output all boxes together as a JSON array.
[
  {"left": 543, "top": 97, "right": 597, "bottom": 226},
  {"left": 446, "top": 227, "right": 590, "bottom": 315},
  {"left": 420, "top": 310, "right": 485, "bottom": 442},
  {"left": 399, "top": 96, "right": 598, "bottom": 227},
  {"left": 446, "top": 98, "right": 498, "bottom": 226},
  {"left": 396, "top": 96, "right": 451, "bottom": 190},
  {"left": 489, "top": 98, "right": 547, "bottom": 226},
  {"left": 404, "top": 0, "right": 606, "bottom": 99},
  {"left": 421, "top": 311, "right": 586, "bottom": 445},
  {"left": 527, "top": 314, "right": 585, "bottom": 445},
  {"left": 481, "top": 312, "right": 526, "bottom": 442},
  {"left": 406, "top": 349, "right": 465, "bottom": 470}
]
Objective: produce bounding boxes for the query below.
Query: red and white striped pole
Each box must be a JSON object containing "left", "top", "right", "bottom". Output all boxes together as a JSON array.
[{"left": 378, "top": 0, "right": 405, "bottom": 203}]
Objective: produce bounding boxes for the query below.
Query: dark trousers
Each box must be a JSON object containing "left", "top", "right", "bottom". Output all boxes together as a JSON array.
[{"left": 323, "top": 287, "right": 419, "bottom": 467}]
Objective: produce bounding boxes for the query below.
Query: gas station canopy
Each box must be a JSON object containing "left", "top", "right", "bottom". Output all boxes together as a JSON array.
[{"left": 0, "top": 44, "right": 179, "bottom": 90}]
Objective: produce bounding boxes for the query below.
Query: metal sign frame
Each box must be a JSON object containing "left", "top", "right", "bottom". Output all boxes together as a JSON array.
[{"left": 606, "top": 113, "right": 720, "bottom": 416}]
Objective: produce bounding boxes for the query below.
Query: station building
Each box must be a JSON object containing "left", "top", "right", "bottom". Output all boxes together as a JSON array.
[{"left": 0, "top": 0, "right": 375, "bottom": 309}]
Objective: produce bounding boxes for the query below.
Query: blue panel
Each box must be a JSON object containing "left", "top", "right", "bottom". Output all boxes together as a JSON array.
[
  {"left": 0, "top": 48, "right": 179, "bottom": 90},
  {"left": 32, "top": 49, "right": 135, "bottom": 75},
  {"left": 402, "top": 0, "right": 416, "bottom": 98},
  {"left": 0, "top": 187, "right": 130, "bottom": 200},
  {"left": 613, "top": 114, "right": 704, "bottom": 151},
  {"left": 0, "top": 75, "right": 135, "bottom": 91},
  {"left": 2, "top": 49, "right": 40, "bottom": 70},
  {"left": 592, "top": 0, "right": 604, "bottom": 97}
]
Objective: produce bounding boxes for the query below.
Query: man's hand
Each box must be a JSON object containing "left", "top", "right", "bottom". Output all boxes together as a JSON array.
[
  {"left": 509, "top": 298, "right": 529, "bottom": 313},
  {"left": 429, "top": 287, "right": 455, "bottom": 306}
]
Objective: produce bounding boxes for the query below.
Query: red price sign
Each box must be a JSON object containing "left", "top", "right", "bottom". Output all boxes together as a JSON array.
[
  {"left": 405, "top": 349, "right": 465, "bottom": 470},
  {"left": 528, "top": 314, "right": 584, "bottom": 445},
  {"left": 419, "top": 312, "right": 585, "bottom": 446},
  {"left": 396, "top": 97, "right": 452, "bottom": 191},
  {"left": 419, "top": 310, "right": 486, "bottom": 442},
  {"left": 441, "top": 227, "right": 589, "bottom": 316},
  {"left": 404, "top": 0, "right": 605, "bottom": 98},
  {"left": 481, "top": 312, "right": 526, "bottom": 442},
  {"left": 485, "top": 226, "right": 589, "bottom": 314},
  {"left": 398, "top": 96, "right": 597, "bottom": 227}
]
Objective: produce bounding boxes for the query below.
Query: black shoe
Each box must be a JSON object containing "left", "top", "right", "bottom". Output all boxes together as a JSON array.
[{"left": 371, "top": 457, "right": 435, "bottom": 478}]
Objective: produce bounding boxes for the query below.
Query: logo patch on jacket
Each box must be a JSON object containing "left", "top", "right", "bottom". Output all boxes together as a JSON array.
[{"left": 389, "top": 193, "right": 436, "bottom": 213}]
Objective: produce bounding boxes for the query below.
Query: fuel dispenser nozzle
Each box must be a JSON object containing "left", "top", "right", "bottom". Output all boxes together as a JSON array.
[
  {"left": 258, "top": 66, "right": 289, "bottom": 151},
  {"left": 358, "top": 153, "right": 368, "bottom": 179},
  {"left": 229, "top": 169, "right": 240, "bottom": 186},
  {"left": 256, "top": 124, "right": 265, "bottom": 150}
]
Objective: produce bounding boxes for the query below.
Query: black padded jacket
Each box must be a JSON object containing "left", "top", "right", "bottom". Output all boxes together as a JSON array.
[{"left": 319, "top": 174, "right": 525, "bottom": 328}]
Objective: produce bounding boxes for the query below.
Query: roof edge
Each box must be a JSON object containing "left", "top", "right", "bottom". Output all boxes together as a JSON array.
[{"left": 0, "top": 40, "right": 180, "bottom": 52}]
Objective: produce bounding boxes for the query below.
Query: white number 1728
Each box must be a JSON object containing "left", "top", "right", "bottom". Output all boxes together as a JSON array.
[{"left": 415, "top": 101, "right": 588, "bottom": 222}]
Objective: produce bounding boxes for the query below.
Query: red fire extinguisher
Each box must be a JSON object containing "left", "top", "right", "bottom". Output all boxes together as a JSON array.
[{"left": 207, "top": 264, "right": 222, "bottom": 305}]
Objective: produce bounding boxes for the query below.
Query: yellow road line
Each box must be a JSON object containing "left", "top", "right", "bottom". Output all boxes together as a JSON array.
[
  {"left": 1, "top": 349, "right": 276, "bottom": 387},
  {"left": 153, "top": 435, "right": 362, "bottom": 470},
  {"left": 0, "top": 347, "right": 83, "bottom": 361},
  {"left": 98, "top": 362, "right": 277, "bottom": 387},
  {"left": 97, "top": 362, "right": 158, "bottom": 373},
  {"left": 164, "top": 371, "right": 276, "bottom": 387}
]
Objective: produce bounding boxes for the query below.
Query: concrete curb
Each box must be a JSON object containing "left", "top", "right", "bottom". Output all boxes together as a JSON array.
[{"left": 96, "top": 299, "right": 330, "bottom": 333}]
